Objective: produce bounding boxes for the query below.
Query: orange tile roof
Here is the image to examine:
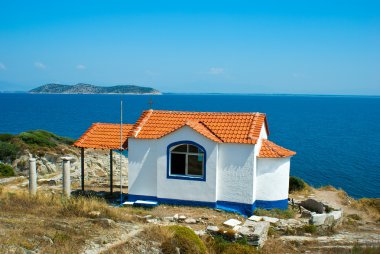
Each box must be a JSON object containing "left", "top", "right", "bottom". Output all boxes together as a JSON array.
[
  {"left": 129, "top": 110, "right": 269, "bottom": 144},
  {"left": 258, "top": 139, "right": 296, "bottom": 158},
  {"left": 73, "top": 123, "right": 133, "bottom": 149}
]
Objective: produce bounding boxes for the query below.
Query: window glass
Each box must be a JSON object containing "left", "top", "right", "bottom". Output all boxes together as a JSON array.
[
  {"left": 188, "top": 144, "right": 201, "bottom": 153},
  {"left": 187, "top": 154, "right": 203, "bottom": 176},
  {"left": 172, "top": 144, "right": 187, "bottom": 152},
  {"left": 171, "top": 153, "right": 186, "bottom": 175}
]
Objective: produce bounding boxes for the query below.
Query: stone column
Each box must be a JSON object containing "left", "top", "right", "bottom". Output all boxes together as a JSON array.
[
  {"left": 61, "top": 157, "right": 72, "bottom": 197},
  {"left": 29, "top": 158, "right": 37, "bottom": 195}
]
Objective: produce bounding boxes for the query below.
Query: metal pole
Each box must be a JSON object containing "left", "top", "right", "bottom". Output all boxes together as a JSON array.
[
  {"left": 120, "top": 98, "right": 123, "bottom": 204},
  {"left": 110, "top": 149, "right": 113, "bottom": 194},
  {"left": 81, "top": 148, "right": 84, "bottom": 191}
]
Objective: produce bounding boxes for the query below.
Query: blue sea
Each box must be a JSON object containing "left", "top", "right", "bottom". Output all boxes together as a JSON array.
[{"left": 0, "top": 93, "right": 379, "bottom": 199}]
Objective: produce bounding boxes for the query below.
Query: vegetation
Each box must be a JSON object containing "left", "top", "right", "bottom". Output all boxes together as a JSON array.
[
  {"left": 0, "top": 190, "right": 133, "bottom": 253},
  {"left": 289, "top": 176, "right": 306, "bottom": 193},
  {"left": 0, "top": 163, "right": 15, "bottom": 177},
  {"left": 0, "top": 130, "right": 74, "bottom": 162},
  {"left": 254, "top": 208, "right": 296, "bottom": 219},
  {"left": 203, "top": 235, "right": 257, "bottom": 254},
  {"left": 161, "top": 225, "right": 207, "bottom": 254},
  {"left": 0, "top": 141, "right": 18, "bottom": 161},
  {"left": 30, "top": 83, "right": 160, "bottom": 94}
]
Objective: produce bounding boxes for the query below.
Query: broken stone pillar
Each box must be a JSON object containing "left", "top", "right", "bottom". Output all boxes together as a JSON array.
[
  {"left": 29, "top": 158, "right": 37, "bottom": 195},
  {"left": 61, "top": 157, "right": 72, "bottom": 197}
]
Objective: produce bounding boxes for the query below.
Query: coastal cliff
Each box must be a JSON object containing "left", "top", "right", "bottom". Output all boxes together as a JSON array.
[{"left": 29, "top": 83, "right": 161, "bottom": 94}]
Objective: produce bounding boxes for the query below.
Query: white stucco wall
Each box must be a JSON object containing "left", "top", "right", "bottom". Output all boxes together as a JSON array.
[
  {"left": 156, "top": 126, "right": 218, "bottom": 202},
  {"left": 256, "top": 157, "right": 290, "bottom": 201},
  {"left": 217, "top": 143, "right": 255, "bottom": 204},
  {"left": 128, "top": 138, "right": 157, "bottom": 197}
]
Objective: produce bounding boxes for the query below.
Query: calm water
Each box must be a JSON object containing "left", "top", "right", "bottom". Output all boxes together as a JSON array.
[{"left": 0, "top": 93, "right": 379, "bottom": 198}]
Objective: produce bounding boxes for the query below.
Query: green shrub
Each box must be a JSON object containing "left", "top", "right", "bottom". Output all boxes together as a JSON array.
[
  {"left": 0, "top": 141, "right": 18, "bottom": 161},
  {"left": 0, "top": 134, "right": 14, "bottom": 142},
  {"left": 289, "top": 176, "right": 306, "bottom": 193},
  {"left": 205, "top": 235, "right": 257, "bottom": 254},
  {"left": 254, "top": 208, "right": 295, "bottom": 219},
  {"left": 303, "top": 224, "right": 317, "bottom": 234},
  {"left": 18, "top": 130, "right": 74, "bottom": 147},
  {"left": 161, "top": 225, "right": 207, "bottom": 254},
  {"left": 0, "top": 163, "right": 15, "bottom": 177}
]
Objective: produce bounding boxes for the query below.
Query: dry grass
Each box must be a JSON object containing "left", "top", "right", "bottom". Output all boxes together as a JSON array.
[{"left": 0, "top": 189, "right": 134, "bottom": 253}]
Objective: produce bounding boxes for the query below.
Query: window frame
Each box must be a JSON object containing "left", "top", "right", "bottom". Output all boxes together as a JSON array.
[{"left": 167, "top": 141, "right": 206, "bottom": 181}]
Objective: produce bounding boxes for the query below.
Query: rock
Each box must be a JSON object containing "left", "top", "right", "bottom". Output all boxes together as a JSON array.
[
  {"left": 262, "top": 216, "right": 279, "bottom": 224},
  {"left": 194, "top": 230, "right": 206, "bottom": 236},
  {"left": 300, "top": 199, "right": 325, "bottom": 214},
  {"left": 324, "top": 214, "right": 335, "bottom": 226},
  {"left": 184, "top": 218, "right": 197, "bottom": 224},
  {"left": 163, "top": 216, "right": 175, "bottom": 222},
  {"left": 248, "top": 215, "right": 262, "bottom": 222},
  {"left": 329, "top": 210, "right": 343, "bottom": 221},
  {"left": 233, "top": 225, "right": 242, "bottom": 231},
  {"left": 42, "top": 235, "right": 53, "bottom": 245},
  {"left": 237, "top": 221, "right": 270, "bottom": 247},
  {"left": 223, "top": 218, "right": 242, "bottom": 228},
  {"left": 144, "top": 215, "right": 153, "bottom": 219},
  {"left": 301, "top": 210, "right": 313, "bottom": 218},
  {"left": 243, "top": 220, "right": 256, "bottom": 227},
  {"left": 88, "top": 211, "right": 101, "bottom": 217},
  {"left": 178, "top": 215, "right": 187, "bottom": 221},
  {"left": 206, "top": 225, "right": 220, "bottom": 232},
  {"left": 173, "top": 214, "right": 179, "bottom": 220},
  {"left": 310, "top": 214, "right": 327, "bottom": 226},
  {"left": 147, "top": 218, "right": 159, "bottom": 224},
  {"left": 93, "top": 218, "right": 115, "bottom": 228}
]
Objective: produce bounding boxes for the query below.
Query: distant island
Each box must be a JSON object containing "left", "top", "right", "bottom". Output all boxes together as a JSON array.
[{"left": 29, "top": 83, "right": 161, "bottom": 95}]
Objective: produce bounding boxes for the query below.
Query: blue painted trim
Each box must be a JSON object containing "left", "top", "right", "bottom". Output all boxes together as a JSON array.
[
  {"left": 254, "top": 199, "right": 288, "bottom": 210},
  {"left": 166, "top": 140, "right": 206, "bottom": 182},
  {"left": 128, "top": 194, "right": 157, "bottom": 202},
  {"left": 127, "top": 194, "right": 288, "bottom": 215},
  {"left": 217, "top": 200, "right": 255, "bottom": 216}
]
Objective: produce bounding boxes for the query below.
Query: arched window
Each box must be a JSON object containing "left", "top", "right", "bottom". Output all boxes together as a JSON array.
[{"left": 168, "top": 142, "right": 206, "bottom": 180}]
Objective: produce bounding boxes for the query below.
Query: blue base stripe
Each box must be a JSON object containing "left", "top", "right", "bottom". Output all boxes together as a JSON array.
[
  {"left": 127, "top": 194, "right": 288, "bottom": 216},
  {"left": 254, "top": 199, "right": 288, "bottom": 210}
]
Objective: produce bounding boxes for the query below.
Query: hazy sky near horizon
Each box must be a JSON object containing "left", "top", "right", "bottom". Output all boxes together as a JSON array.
[{"left": 0, "top": 1, "right": 379, "bottom": 94}]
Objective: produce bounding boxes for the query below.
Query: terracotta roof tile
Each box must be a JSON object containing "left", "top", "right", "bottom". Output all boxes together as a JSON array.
[
  {"left": 129, "top": 110, "right": 269, "bottom": 144},
  {"left": 73, "top": 123, "right": 133, "bottom": 149},
  {"left": 258, "top": 139, "right": 296, "bottom": 158}
]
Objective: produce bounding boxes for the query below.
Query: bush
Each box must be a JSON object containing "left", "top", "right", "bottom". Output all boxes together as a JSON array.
[
  {"left": 0, "top": 134, "right": 14, "bottom": 142},
  {"left": 254, "top": 208, "right": 295, "bottom": 219},
  {"left": 289, "top": 176, "right": 306, "bottom": 193},
  {"left": 203, "top": 235, "right": 257, "bottom": 254},
  {"left": 0, "top": 141, "right": 18, "bottom": 161},
  {"left": 161, "top": 225, "right": 207, "bottom": 254},
  {"left": 303, "top": 224, "right": 317, "bottom": 234},
  {"left": 0, "top": 163, "right": 15, "bottom": 177},
  {"left": 18, "top": 130, "right": 74, "bottom": 148}
]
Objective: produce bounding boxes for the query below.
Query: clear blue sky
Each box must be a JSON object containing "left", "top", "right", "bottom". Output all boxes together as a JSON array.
[{"left": 0, "top": 0, "right": 379, "bottom": 94}]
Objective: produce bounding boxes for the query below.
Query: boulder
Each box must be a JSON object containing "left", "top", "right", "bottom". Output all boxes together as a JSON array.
[
  {"left": 310, "top": 213, "right": 327, "bottom": 225},
  {"left": 324, "top": 214, "right": 335, "bottom": 226},
  {"left": 248, "top": 215, "right": 262, "bottom": 222},
  {"left": 184, "top": 218, "right": 197, "bottom": 224},
  {"left": 262, "top": 216, "right": 279, "bottom": 224},
  {"left": 238, "top": 221, "right": 270, "bottom": 247},
  {"left": 206, "top": 225, "right": 219, "bottom": 232},
  {"left": 223, "top": 219, "right": 242, "bottom": 228},
  {"left": 300, "top": 199, "right": 325, "bottom": 214}
]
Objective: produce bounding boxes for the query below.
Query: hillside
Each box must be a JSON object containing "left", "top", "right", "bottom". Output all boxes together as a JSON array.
[
  {"left": 0, "top": 130, "right": 379, "bottom": 253},
  {"left": 29, "top": 83, "right": 161, "bottom": 94}
]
